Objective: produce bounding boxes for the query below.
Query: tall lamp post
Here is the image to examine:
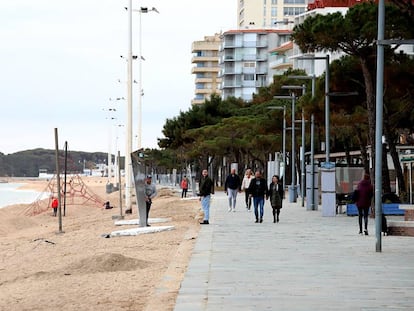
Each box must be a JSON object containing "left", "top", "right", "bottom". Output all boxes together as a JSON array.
[
  {"left": 282, "top": 85, "right": 306, "bottom": 207},
  {"left": 288, "top": 75, "right": 317, "bottom": 210},
  {"left": 274, "top": 94, "right": 297, "bottom": 203},
  {"left": 107, "top": 97, "right": 125, "bottom": 191},
  {"left": 268, "top": 105, "right": 286, "bottom": 191},
  {"left": 133, "top": 7, "right": 159, "bottom": 150},
  {"left": 297, "top": 55, "right": 330, "bottom": 162},
  {"left": 125, "top": 0, "right": 134, "bottom": 212},
  {"left": 124, "top": 4, "right": 158, "bottom": 213},
  {"left": 281, "top": 85, "right": 306, "bottom": 203},
  {"left": 297, "top": 55, "right": 335, "bottom": 215},
  {"left": 107, "top": 112, "right": 116, "bottom": 189}
]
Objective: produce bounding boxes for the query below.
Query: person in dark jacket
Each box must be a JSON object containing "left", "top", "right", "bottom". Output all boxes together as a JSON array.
[
  {"left": 268, "top": 175, "right": 284, "bottom": 223},
  {"left": 355, "top": 173, "right": 374, "bottom": 235},
  {"left": 247, "top": 170, "right": 268, "bottom": 223},
  {"left": 224, "top": 168, "right": 241, "bottom": 212},
  {"left": 198, "top": 169, "right": 214, "bottom": 224}
]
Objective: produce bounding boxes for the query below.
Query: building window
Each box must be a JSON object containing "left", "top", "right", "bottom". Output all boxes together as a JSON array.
[
  {"left": 283, "top": 6, "right": 305, "bottom": 16},
  {"left": 243, "top": 62, "right": 256, "bottom": 68},
  {"left": 271, "top": 7, "right": 277, "bottom": 17},
  {"left": 272, "top": 0, "right": 277, "bottom": 4},
  {"left": 243, "top": 74, "right": 255, "bottom": 81},
  {"left": 284, "top": 0, "right": 305, "bottom": 3}
]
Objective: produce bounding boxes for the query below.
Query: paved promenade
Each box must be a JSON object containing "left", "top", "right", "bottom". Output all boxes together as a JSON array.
[{"left": 174, "top": 192, "right": 414, "bottom": 311}]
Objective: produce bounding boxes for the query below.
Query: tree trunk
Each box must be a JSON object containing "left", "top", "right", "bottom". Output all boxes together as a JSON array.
[
  {"left": 356, "top": 129, "right": 370, "bottom": 173},
  {"left": 359, "top": 57, "right": 376, "bottom": 175},
  {"left": 384, "top": 123, "right": 407, "bottom": 201}
]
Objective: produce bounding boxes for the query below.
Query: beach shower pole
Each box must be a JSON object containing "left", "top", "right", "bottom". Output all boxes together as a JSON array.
[
  {"left": 63, "top": 141, "right": 68, "bottom": 216},
  {"left": 118, "top": 150, "right": 123, "bottom": 217},
  {"left": 54, "top": 128, "right": 63, "bottom": 233}
]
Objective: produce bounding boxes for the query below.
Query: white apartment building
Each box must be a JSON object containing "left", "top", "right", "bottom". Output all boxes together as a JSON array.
[
  {"left": 191, "top": 33, "right": 222, "bottom": 105},
  {"left": 238, "top": 0, "right": 307, "bottom": 29},
  {"left": 220, "top": 29, "right": 292, "bottom": 101}
]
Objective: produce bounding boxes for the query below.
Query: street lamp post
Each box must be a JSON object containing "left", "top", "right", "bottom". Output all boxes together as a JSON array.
[
  {"left": 288, "top": 75, "right": 317, "bottom": 210},
  {"left": 125, "top": 0, "right": 134, "bottom": 212},
  {"left": 274, "top": 94, "right": 297, "bottom": 203},
  {"left": 281, "top": 85, "right": 306, "bottom": 203},
  {"left": 288, "top": 85, "right": 306, "bottom": 207},
  {"left": 297, "top": 55, "right": 334, "bottom": 215},
  {"left": 114, "top": 124, "right": 125, "bottom": 190},
  {"left": 107, "top": 112, "right": 116, "bottom": 187},
  {"left": 297, "top": 55, "right": 330, "bottom": 162},
  {"left": 268, "top": 105, "right": 287, "bottom": 191},
  {"left": 133, "top": 7, "right": 159, "bottom": 150},
  {"left": 108, "top": 97, "right": 125, "bottom": 190}
]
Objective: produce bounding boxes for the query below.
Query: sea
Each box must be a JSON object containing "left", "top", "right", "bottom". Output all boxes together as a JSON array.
[{"left": 0, "top": 182, "right": 49, "bottom": 209}]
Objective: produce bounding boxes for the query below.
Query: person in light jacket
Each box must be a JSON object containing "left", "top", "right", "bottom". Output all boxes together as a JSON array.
[{"left": 241, "top": 169, "right": 254, "bottom": 211}]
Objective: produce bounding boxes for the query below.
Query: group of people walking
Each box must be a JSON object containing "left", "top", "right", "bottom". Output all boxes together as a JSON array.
[
  {"left": 199, "top": 168, "right": 284, "bottom": 225},
  {"left": 198, "top": 167, "right": 374, "bottom": 235}
]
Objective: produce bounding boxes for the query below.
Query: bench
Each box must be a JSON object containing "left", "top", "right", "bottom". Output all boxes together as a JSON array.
[
  {"left": 336, "top": 193, "right": 352, "bottom": 214},
  {"left": 346, "top": 203, "right": 405, "bottom": 216}
]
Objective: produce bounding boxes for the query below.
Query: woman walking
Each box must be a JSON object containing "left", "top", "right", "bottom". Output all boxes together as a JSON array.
[
  {"left": 268, "top": 175, "right": 284, "bottom": 223},
  {"left": 355, "top": 173, "right": 374, "bottom": 235},
  {"left": 241, "top": 169, "right": 254, "bottom": 211}
]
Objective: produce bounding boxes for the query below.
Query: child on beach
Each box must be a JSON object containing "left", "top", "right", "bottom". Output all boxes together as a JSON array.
[{"left": 51, "top": 197, "right": 58, "bottom": 216}]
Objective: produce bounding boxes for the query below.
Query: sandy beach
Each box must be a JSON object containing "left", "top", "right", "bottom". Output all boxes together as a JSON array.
[{"left": 0, "top": 177, "right": 202, "bottom": 311}]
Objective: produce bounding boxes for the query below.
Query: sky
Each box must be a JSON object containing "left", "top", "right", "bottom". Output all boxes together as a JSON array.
[{"left": 0, "top": 0, "right": 237, "bottom": 155}]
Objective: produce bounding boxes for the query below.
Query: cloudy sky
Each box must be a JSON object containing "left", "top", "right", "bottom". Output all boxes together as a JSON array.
[{"left": 0, "top": 0, "right": 237, "bottom": 155}]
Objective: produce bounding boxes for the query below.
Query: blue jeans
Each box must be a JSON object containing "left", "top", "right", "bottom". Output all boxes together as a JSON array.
[
  {"left": 201, "top": 195, "right": 211, "bottom": 221},
  {"left": 253, "top": 196, "right": 265, "bottom": 219}
]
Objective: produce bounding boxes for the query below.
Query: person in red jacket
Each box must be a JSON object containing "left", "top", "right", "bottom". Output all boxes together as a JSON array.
[
  {"left": 180, "top": 175, "right": 189, "bottom": 198},
  {"left": 355, "top": 173, "right": 374, "bottom": 235},
  {"left": 51, "top": 197, "right": 59, "bottom": 217}
]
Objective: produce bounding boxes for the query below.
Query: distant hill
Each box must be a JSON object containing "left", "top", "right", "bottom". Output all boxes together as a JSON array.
[{"left": 0, "top": 148, "right": 112, "bottom": 177}]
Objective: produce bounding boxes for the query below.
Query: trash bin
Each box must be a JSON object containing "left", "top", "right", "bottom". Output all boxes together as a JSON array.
[{"left": 106, "top": 183, "right": 113, "bottom": 194}]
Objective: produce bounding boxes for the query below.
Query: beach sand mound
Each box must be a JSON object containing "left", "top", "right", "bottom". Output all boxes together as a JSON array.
[{"left": 68, "top": 252, "right": 150, "bottom": 274}]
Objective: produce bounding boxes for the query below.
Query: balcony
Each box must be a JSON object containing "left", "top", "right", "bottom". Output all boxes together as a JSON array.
[
  {"left": 269, "top": 58, "right": 293, "bottom": 70},
  {"left": 191, "top": 66, "right": 221, "bottom": 74},
  {"left": 191, "top": 56, "right": 219, "bottom": 63}
]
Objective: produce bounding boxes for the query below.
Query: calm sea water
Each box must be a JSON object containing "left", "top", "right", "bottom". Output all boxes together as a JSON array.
[{"left": 0, "top": 183, "right": 48, "bottom": 209}]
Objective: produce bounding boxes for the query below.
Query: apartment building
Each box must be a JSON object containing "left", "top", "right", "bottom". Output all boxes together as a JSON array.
[
  {"left": 237, "top": 0, "right": 307, "bottom": 29},
  {"left": 269, "top": 40, "right": 294, "bottom": 75},
  {"left": 220, "top": 29, "right": 292, "bottom": 101},
  {"left": 191, "top": 33, "right": 222, "bottom": 105}
]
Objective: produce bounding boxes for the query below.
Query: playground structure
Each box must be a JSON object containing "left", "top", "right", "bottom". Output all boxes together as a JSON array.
[{"left": 24, "top": 174, "right": 105, "bottom": 216}]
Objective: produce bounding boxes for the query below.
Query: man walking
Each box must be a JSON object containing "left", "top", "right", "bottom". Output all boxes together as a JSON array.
[
  {"left": 144, "top": 175, "right": 157, "bottom": 227},
  {"left": 224, "top": 168, "right": 241, "bottom": 212},
  {"left": 247, "top": 170, "right": 268, "bottom": 223},
  {"left": 199, "top": 169, "right": 214, "bottom": 224}
]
